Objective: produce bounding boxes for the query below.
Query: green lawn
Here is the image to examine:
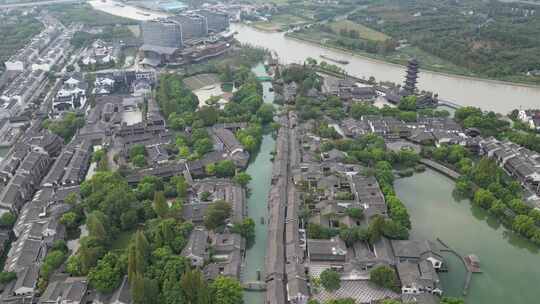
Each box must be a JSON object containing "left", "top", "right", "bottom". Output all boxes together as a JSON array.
[{"left": 329, "top": 20, "right": 390, "bottom": 42}]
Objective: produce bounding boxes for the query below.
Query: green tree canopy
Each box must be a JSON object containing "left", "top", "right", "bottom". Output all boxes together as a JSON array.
[
  {"left": 210, "top": 276, "right": 243, "bottom": 304},
  {"left": 204, "top": 200, "right": 232, "bottom": 230},
  {"left": 320, "top": 269, "right": 341, "bottom": 291},
  {"left": 369, "top": 265, "right": 397, "bottom": 290}
]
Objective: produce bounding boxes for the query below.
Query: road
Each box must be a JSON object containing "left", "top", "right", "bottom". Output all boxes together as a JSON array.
[{"left": 0, "top": 0, "right": 81, "bottom": 9}]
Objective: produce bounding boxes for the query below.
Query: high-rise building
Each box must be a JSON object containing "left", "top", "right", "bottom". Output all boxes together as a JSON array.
[
  {"left": 198, "top": 10, "right": 230, "bottom": 33},
  {"left": 141, "top": 19, "right": 183, "bottom": 49},
  {"left": 403, "top": 58, "right": 419, "bottom": 95},
  {"left": 173, "top": 14, "right": 208, "bottom": 39}
]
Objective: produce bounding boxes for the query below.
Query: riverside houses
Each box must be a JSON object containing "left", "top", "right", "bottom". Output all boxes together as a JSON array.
[
  {"left": 479, "top": 137, "right": 540, "bottom": 206},
  {"left": 294, "top": 116, "right": 445, "bottom": 303}
]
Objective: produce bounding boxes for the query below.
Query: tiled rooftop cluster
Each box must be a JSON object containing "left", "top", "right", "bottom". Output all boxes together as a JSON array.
[
  {"left": 279, "top": 112, "right": 446, "bottom": 304},
  {"left": 480, "top": 137, "right": 540, "bottom": 206},
  {"left": 0, "top": 120, "right": 87, "bottom": 302},
  {"left": 179, "top": 179, "right": 246, "bottom": 280}
]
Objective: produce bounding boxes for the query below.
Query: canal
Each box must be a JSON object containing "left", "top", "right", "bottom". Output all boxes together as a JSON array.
[
  {"left": 243, "top": 63, "right": 276, "bottom": 304},
  {"left": 394, "top": 169, "right": 540, "bottom": 304},
  {"left": 232, "top": 24, "right": 540, "bottom": 113}
]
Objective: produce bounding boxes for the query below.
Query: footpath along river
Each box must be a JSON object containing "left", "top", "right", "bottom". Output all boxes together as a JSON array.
[
  {"left": 232, "top": 24, "right": 540, "bottom": 114},
  {"left": 394, "top": 169, "right": 540, "bottom": 304},
  {"left": 242, "top": 63, "right": 276, "bottom": 304}
]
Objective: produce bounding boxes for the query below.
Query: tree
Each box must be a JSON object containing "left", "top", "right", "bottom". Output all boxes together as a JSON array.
[
  {"left": 132, "top": 154, "right": 146, "bottom": 167},
  {"left": 60, "top": 212, "right": 79, "bottom": 229},
  {"left": 326, "top": 299, "right": 356, "bottom": 304},
  {"left": 210, "top": 276, "right": 243, "bottom": 304},
  {"left": 43, "top": 112, "right": 84, "bottom": 142},
  {"left": 350, "top": 103, "right": 380, "bottom": 119},
  {"left": 172, "top": 175, "right": 188, "bottom": 198},
  {"left": 345, "top": 207, "right": 363, "bottom": 219},
  {"left": 197, "top": 106, "right": 219, "bottom": 126},
  {"left": 180, "top": 270, "right": 211, "bottom": 304},
  {"left": 215, "top": 160, "right": 236, "bottom": 177},
  {"left": 398, "top": 96, "right": 416, "bottom": 111},
  {"left": 233, "top": 172, "right": 252, "bottom": 187},
  {"left": 232, "top": 218, "right": 255, "bottom": 246},
  {"left": 256, "top": 103, "right": 275, "bottom": 124},
  {"left": 194, "top": 138, "right": 213, "bottom": 156},
  {"left": 153, "top": 191, "right": 169, "bottom": 218},
  {"left": 319, "top": 269, "right": 341, "bottom": 291},
  {"left": 132, "top": 273, "right": 159, "bottom": 304},
  {"left": 0, "top": 212, "right": 16, "bottom": 227},
  {"left": 473, "top": 188, "right": 496, "bottom": 209},
  {"left": 513, "top": 215, "right": 536, "bottom": 238},
  {"left": 40, "top": 249, "right": 67, "bottom": 281},
  {"left": 441, "top": 298, "right": 465, "bottom": 304},
  {"left": 66, "top": 255, "right": 84, "bottom": 276},
  {"left": 87, "top": 211, "right": 108, "bottom": 242},
  {"left": 369, "top": 265, "right": 397, "bottom": 290},
  {"left": 121, "top": 209, "right": 138, "bottom": 230},
  {"left": 205, "top": 163, "right": 216, "bottom": 176},
  {"left": 0, "top": 272, "right": 16, "bottom": 284},
  {"left": 128, "top": 230, "right": 150, "bottom": 283},
  {"left": 204, "top": 200, "right": 232, "bottom": 230},
  {"left": 136, "top": 176, "right": 163, "bottom": 200},
  {"left": 88, "top": 252, "right": 123, "bottom": 294}
]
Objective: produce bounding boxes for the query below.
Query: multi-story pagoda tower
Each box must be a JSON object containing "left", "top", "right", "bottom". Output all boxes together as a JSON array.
[{"left": 403, "top": 58, "right": 419, "bottom": 95}]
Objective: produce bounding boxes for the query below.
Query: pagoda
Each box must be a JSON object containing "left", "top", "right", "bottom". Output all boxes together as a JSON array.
[{"left": 403, "top": 58, "right": 419, "bottom": 95}]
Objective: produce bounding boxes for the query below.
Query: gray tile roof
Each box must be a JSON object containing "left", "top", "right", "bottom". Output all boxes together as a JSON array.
[{"left": 313, "top": 279, "right": 399, "bottom": 303}]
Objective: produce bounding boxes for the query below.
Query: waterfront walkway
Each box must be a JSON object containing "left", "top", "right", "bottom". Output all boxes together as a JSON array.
[
  {"left": 438, "top": 99, "right": 463, "bottom": 110},
  {"left": 419, "top": 159, "right": 461, "bottom": 180},
  {"left": 437, "top": 238, "right": 475, "bottom": 296}
]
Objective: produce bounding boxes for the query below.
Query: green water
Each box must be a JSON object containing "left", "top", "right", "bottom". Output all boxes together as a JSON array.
[
  {"left": 394, "top": 169, "right": 540, "bottom": 303},
  {"left": 243, "top": 63, "right": 276, "bottom": 303},
  {"left": 243, "top": 134, "right": 275, "bottom": 304},
  {"left": 0, "top": 146, "right": 10, "bottom": 161}
]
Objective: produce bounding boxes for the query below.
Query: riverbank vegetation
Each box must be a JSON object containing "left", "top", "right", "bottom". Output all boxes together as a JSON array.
[
  {"left": 272, "top": 0, "right": 540, "bottom": 84},
  {"left": 345, "top": 0, "right": 540, "bottom": 84},
  {"left": 424, "top": 144, "right": 540, "bottom": 245}
]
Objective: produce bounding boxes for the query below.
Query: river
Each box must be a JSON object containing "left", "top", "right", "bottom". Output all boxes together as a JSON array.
[
  {"left": 243, "top": 63, "right": 276, "bottom": 304},
  {"left": 394, "top": 169, "right": 540, "bottom": 304},
  {"left": 232, "top": 24, "right": 540, "bottom": 114},
  {"left": 88, "top": 0, "right": 540, "bottom": 113}
]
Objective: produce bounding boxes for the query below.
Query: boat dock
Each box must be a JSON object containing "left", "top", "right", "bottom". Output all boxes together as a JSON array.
[{"left": 437, "top": 238, "right": 481, "bottom": 296}]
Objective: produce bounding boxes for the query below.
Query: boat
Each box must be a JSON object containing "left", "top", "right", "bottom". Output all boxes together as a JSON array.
[
  {"left": 464, "top": 254, "right": 482, "bottom": 273},
  {"left": 320, "top": 55, "right": 349, "bottom": 65}
]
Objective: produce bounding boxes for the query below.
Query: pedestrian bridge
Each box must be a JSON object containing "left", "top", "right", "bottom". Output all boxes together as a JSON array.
[
  {"left": 256, "top": 76, "right": 272, "bottom": 82},
  {"left": 242, "top": 281, "right": 267, "bottom": 291}
]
